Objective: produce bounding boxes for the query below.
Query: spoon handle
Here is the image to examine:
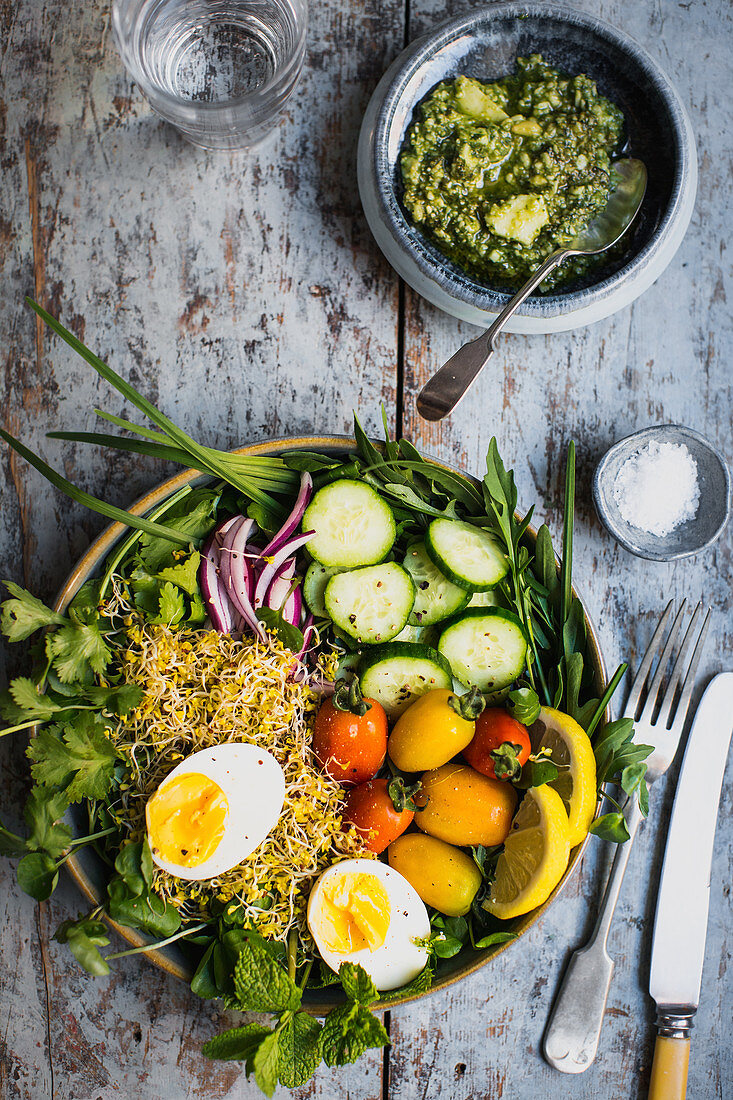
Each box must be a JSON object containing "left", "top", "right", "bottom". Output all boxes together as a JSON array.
[{"left": 416, "top": 248, "right": 569, "bottom": 422}]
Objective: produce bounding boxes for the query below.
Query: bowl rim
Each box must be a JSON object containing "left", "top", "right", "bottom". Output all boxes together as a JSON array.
[
  {"left": 358, "top": 0, "right": 698, "bottom": 331},
  {"left": 592, "top": 423, "right": 732, "bottom": 561},
  {"left": 52, "top": 435, "right": 608, "bottom": 1014}
]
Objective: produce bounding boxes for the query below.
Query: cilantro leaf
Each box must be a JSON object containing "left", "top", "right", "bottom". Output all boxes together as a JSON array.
[
  {"left": 23, "top": 788, "right": 71, "bottom": 857},
  {"left": 338, "top": 963, "right": 379, "bottom": 1006},
  {"left": 158, "top": 552, "right": 201, "bottom": 595},
  {"left": 138, "top": 489, "right": 218, "bottom": 572},
  {"left": 253, "top": 1031, "right": 280, "bottom": 1098},
  {"left": 7, "top": 677, "right": 65, "bottom": 720},
  {"left": 46, "top": 620, "right": 112, "bottom": 683},
  {"left": 277, "top": 1011, "right": 322, "bottom": 1088},
  {"left": 1, "top": 580, "right": 65, "bottom": 641},
  {"left": 202, "top": 1022, "right": 272, "bottom": 1064},
  {"left": 54, "top": 917, "right": 110, "bottom": 976},
  {"left": 150, "top": 582, "right": 186, "bottom": 626},
  {"left": 320, "top": 1002, "right": 389, "bottom": 1067},
  {"left": 233, "top": 938, "right": 302, "bottom": 1014},
  {"left": 82, "top": 682, "right": 142, "bottom": 715},
  {"left": 17, "top": 852, "right": 59, "bottom": 900},
  {"left": 27, "top": 713, "right": 117, "bottom": 802}
]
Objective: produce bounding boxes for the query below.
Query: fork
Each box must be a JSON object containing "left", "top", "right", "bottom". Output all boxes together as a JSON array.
[{"left": 542, "top": 600, "right": 711, "bottom": 1074}]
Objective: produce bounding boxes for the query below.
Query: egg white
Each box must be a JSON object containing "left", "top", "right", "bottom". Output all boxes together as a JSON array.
[
  {"left": 147, "top": 743, "right": 285, "bottom": 881},
  {"left": 307, "top": 858, "right": 430, "bottom": 991}
]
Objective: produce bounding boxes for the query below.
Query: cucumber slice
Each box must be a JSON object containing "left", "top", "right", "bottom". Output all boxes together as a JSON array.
[
  {"left": 392, "top": 621, "right": 438, "bottom": 648},
  {"left": 468, "top": 589, "right": 500, "bottom": 609},
  {"left": 303, "top": 562, "right": 342, "bottom": 617},
  {"left": 359, "top": 643, "right": 453, "bottom": 719},
  {"left": 324, "top": 563, "right": 414, "bottom": 644},
  {"left": 402, "top": 541, "right": 471, "bottom": 625},
  {"left": 437, "top": 608, "right": 527, "bottom": 692},
  {"left": 302, "top": 480, "right": 396, "bottom": 568},
  {"left": 425, "top": 518, "right": 509, "bottom": 591}
]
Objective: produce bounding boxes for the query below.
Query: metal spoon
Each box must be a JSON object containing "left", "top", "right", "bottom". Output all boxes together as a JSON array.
[{"left": 416, "top": 158, "right": 647, "bottom": 422}]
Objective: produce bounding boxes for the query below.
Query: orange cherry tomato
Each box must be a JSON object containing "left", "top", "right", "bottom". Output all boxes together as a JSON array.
[
  {"left": 342, "top": 778, "right": 414, "bottom": 854},
  {"left": 312, "top": 697, "right": 387, "bottom": 785},
  {"left": 463, "top": 708, "right": 531, "bottom": 780}
]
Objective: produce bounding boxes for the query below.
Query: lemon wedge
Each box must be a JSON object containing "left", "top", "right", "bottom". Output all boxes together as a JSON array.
[
  {"left": 483, "top": 784, "right": 571, "bottom": 920},
  {"left": 530, "top": 706, "right": 598, "bottom": 847}
]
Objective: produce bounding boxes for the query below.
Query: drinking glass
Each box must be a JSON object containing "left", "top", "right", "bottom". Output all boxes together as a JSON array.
[{"left": 111, "top": 0, "right": 307, "bottom": 150}]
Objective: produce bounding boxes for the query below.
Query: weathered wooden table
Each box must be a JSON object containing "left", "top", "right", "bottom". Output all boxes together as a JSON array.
[{"left": 1, "top": 0, "right": 731, "bottom": 1096}]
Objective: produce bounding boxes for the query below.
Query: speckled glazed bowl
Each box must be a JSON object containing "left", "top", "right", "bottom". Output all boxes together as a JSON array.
[
  {"left": 357, "top": 2, "right": 697, "bottom": 333},
  {"left": 55, "top": 437, "right": 607, "bottom": 1012}
]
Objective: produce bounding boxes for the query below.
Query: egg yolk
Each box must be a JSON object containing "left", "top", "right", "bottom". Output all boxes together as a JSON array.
[
  {"left": 146, "top": 772, "right": 228, "bottom": 868},
  {"left": 317, "top": 872, "right": 391, "bottom": 953}
]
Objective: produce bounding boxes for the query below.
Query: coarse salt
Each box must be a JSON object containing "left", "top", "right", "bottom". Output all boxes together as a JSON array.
[{"left": 612, "top": 439, "right": 700, "bottom": 537}]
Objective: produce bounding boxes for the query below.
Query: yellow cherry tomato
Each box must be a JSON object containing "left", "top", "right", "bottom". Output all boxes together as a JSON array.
[
  {"left": 387, "top": 688, "right": 476, "bottom": 772},
  {"left": 416, "top": 763, "right": 517, "bottom": 846},
  {"left": 388, "top": 833, "right": 483, "bottom": 916}
]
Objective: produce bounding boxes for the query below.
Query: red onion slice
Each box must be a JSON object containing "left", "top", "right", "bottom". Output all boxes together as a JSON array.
[
  {"left": 254, "top": 530, "right": 314, "bottom": 609},
  {"left": 199, "top": 536, "right": 237, "bottom": 634},
  {"left": 262, "top": 472, "right": 313, "bottom": 558}
]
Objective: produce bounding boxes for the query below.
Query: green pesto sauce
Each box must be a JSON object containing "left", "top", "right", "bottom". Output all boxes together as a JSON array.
[{"left": 400, "top": 56, "right": 625, "bottom": 291}]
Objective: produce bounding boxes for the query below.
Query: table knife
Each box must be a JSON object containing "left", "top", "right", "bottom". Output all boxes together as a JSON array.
[{"left": 647, "top": 671, "right": 733, "bottom": 1100}]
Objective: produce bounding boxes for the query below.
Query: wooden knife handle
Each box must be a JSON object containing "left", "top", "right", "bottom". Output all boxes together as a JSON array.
[{"left": 648, "top": 1035, "right": 690, "bottom": 1100}]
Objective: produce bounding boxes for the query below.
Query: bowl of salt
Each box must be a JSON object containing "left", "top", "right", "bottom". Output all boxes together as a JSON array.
[{"left": 593, "top": 424, "right": 730, "bottom": 560}]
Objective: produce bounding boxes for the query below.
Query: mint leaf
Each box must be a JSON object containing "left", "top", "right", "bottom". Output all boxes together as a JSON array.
[
  {"left": 151, "top": 582, "right": 186, "bottom": 627},
  {"left": 27, "top": 713, "right": 117, "bottom": 802},
  {"left": 17, "top": 852, "right": 59, "bottom": 899},
  {"left": 338, "top": 962, "right": 379, "bottom": 1006},
  {"left": 321, "top": 1002, "right": 389, "bottom": 1067},
  {"left": 253, "top": 1031, "right": 280, "bottom": 1098},
  {"left": 46, "top": 620, "right": 111, "bottom": 683},
  {"left": 24, "top": 788, "right": 71, "bottom": 857},
  {"left": 1, "top": 580, "right": 65, "bottom": 641},
  {"left": 202, "top": 1022, "right": 271, "bottom": 1064},
  {"left": 233, "top": 938, "right": 302, "bottom": 1013},
  {"left": 158, "top": 552, "right": 201, "bottom": 595},
  {"left": 54, "top": 917, "right": 110, "bottom": 976},
  {"left": 278, "top": 1011, "right": 322, "bottom": 1088}
]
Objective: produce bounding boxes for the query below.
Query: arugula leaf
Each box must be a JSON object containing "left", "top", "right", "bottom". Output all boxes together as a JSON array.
[
  {"left": 23, "top": 788, "right": 71, "bottom": 857},
  {"left": 589, "top": 812, "right": 631, "bottom": 843},
  {"left": 320, "top": 1002, "right": 389, "bottom": 1068},
  {"left": 515, "top": 757, "right": 560, "bottom": 789},
  {"left": 107, "top": 877, "right": 181, "bottom": 936},
  {"left": 54, "top": 917, "right": 110, "bottom": 976},
  {"left": 233, "top": 937, "right": 302, "bottom": 1013},
  {"left": 256, "top": 608, "right": 305, "bottom": 654},
  {"left": 277, "top": 1012, "right": 323, "bottom": 1088},
  {"left": 17, "top": 852, "right": 59, "bottom": 900},
  {"left": 27, "top": 713, "right": 118, "bottom": 802},
  {"left": 202, "top": 1022, "right": 272, "bottom": 1064},
  {"left": 474, "top": 931, "right": 517, "bottom": 949},
  {"left": 506, "top": 684, "right": 540, "bottom": 726},
  {"left": 1, "top": 580, "right": 65, "bottom": 641},
  {"left": 46, "top": 619, "right": 112, "bottom": 683}
]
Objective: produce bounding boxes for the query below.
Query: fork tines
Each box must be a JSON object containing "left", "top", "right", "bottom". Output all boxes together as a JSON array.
[{"left": 627, "top": 600, "right": 711, "bottom": 734}]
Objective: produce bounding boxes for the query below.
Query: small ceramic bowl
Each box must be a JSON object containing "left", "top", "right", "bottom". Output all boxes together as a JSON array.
[
  {"left": 357, "top": 2, "right": 697, "bottom": 334},
  {"left": 593, "top": 425, "right": 731, "bottom": 561}
]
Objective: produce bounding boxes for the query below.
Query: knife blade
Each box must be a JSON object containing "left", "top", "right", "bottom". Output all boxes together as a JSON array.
[{"left": 647, "top": 672, "right": 733, "bottom": 1099}]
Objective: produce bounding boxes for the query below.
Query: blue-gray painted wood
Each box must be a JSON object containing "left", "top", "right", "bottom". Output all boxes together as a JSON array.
[{"left": 1, "top": 0, "right": 730, "bottom": 1096}]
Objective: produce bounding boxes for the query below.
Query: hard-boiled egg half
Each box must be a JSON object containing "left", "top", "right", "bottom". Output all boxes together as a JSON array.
[
  {"left": 145, "top": 743, "right": 285, "bottom": 881},
  {"left": 307, "top": 858, "right": 430, "bottom": 990}
]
